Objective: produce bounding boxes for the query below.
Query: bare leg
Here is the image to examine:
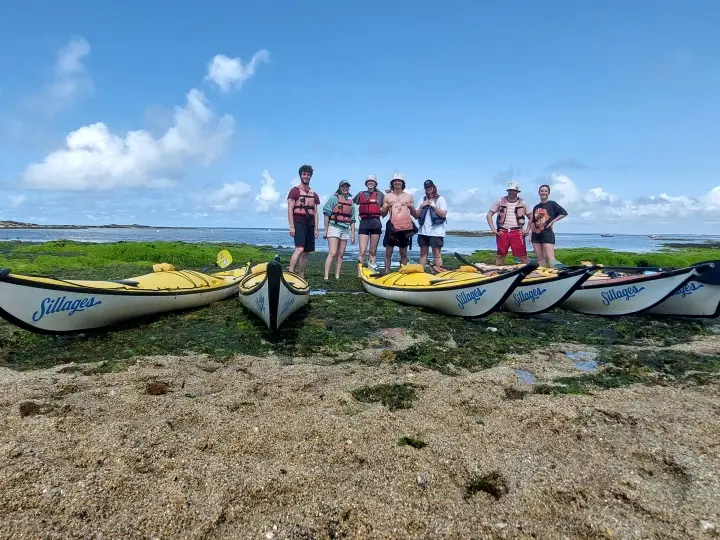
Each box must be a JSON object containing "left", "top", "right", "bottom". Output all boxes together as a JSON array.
[
  {"left": 335, "top": 239, "right": 348, "bottom": 279},
  {"left": 289, "top": 247, "right": 304, "bottom": 273},
  {"left": 385, "top": 246, "right": 393, "bottom": 274},
  {"left": 369, "top": 234, "right": 380, "bottom": 264},
  {"left": 419, "top": 245, "right": 429, "bottom": 267},
  {"left": 297, "top": 253, "right": 309, "bottom": 277},
  {"left": 532, "top": 243, "right": 546, "bottom": 266},
  {"left": 358, "top": 234, "right": 368, "bottom": 266},
  {"left": 399, "top": 247, "right": 408, "bottom": 266},
  {"left": 432, "top": 246, "right": 443, "bottom": 268},
  {"left": 544, "top": 243, "right": 557, "bottom": 265},
  {"left": 324, "top": 237, "right": 339, "bottom": 280}
]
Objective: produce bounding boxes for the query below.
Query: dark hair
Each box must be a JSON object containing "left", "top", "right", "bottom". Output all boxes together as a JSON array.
[{"left": 539, "top": 184, "right": 551, "bottom": 193}]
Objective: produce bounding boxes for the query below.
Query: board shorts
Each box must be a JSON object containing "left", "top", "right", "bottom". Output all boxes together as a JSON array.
[
  {"left": 293, "top": 221, "right": 315, "bottom": 252},
  {"left": 358, "top": 227, "right": 382, "bottom": 236},
  {"left": 531, "top": 230, "right": 556, "bottom": 244},
  {"left": 496, "top": 228, "right": 527, "bottom": 257},
  {"left": 383, "top": 230, "right": 412, "bottom": 249},
  {"left": 417, "top": 235, "right": 444, "bottom": 249},
  {"left": 326, "top": 223, "right": 350, "bottom": 241}
]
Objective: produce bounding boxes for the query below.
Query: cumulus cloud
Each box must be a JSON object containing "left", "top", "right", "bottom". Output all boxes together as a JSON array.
[
  {"left": 205, "top": 50, "right": 270, "bottom": 92},
  {"left": 255, "top": 169, "right": 281, "bottom": 212},
  {"left": 207, "top": 181, "right": 252, "bottom": 211},
  {"left": 20, "top": 46, "right": 269, "bottom": 191},
  {"left": 22, "top": 89, "right": 234, "bottom": 190},
  {"left": 543, "top": 174, "right": 720, "bottom": 225},
  {"left": 23, "top": 38, "right": 93, "bottom": 115}
]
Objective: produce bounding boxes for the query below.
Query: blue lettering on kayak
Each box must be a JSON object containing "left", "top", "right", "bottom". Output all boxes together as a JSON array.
[
  {"left": 254, "top": 294, "right": 266, "bottom": 314},
  {"left": 456, "top": 287, "right": 487, "bottom": 309},
  {"left": 672, "top": 282, "right": 704, "bottom": 298},
  {"left": 280, "top": 296, "right": 296, "bottom": 316},
  {"left": 601, "top": 285, "right": 646, "bottom": 306},
  {"left": 513, "top": 287, "right": 548, "bottom": 307},
  {"left": 32, "top": 296, "right": 103, "bottom": 322}
]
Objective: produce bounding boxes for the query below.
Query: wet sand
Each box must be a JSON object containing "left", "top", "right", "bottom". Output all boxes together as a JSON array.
[{"left": 1, "top": 342, "right": 719, "bottom": 539}]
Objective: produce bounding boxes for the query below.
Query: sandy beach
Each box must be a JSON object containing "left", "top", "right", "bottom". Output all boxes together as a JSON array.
[{"left": 2, "top": 333, "right": 719, "bottom": 539}]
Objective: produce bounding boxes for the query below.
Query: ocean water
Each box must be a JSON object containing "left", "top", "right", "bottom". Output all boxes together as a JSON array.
[{"left": 1, "top": 227, "right": 718, "bottom": 258}]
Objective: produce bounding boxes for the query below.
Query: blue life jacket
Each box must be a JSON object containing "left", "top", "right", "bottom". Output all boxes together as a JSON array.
[{"left": 418, "top": 196, "right": 446, "bottom": 226}]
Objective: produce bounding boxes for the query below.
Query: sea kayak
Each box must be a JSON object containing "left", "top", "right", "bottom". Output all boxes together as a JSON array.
[
  {"left": 359, "top": 262, "right": 537, "bottom": 317},
  {"left": 238, "top": 259, "right": 309, "bottom": 337},
  {"left": 580, "top": 261, "right": 719, "bottom": 318},
  {"left": 0, "top": 262, "right": 248, "bottom": 334},
  {"left": 560, "top": 265, "right": 702, "bottom": 316}
]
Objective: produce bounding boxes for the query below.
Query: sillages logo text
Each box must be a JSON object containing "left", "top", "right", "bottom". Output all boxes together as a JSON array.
[
  {"left": 32, "top": 296, "right": 103, "bottom": 322},
  {"left": 456, "top": 287, "right": 486, "bottom": 309},
  {"left": 513, "top": 287, "right": 547, "bottom": 307},
  {"left": 601, "top": 285, "right": 646, "bottom": 306}
]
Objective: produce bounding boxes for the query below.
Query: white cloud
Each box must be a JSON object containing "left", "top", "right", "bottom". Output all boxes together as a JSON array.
[
  {"left": 255, "top": 169, "right": 281, "bottom": 212},
  {"left": 207, "top": 181, "right": 252, "bottom": 211},
  {"left": 23, "top": 38, "right": 93, "bottom": 115},
  {"left": 205, "top": 50, "right": 270, "bottom": 92},
  {"left": 18, "top": 45, "right": 268, "bottom": 191},
  {"left": 8, "top": 195, "right": 26, "bottom": 206},
  {"left": 22, "top": 89, "right": 234, "bottom": 190}
]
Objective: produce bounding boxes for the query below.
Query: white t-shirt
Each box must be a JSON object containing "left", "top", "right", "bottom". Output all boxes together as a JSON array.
[{"left": 418, "top": 195, "right": 447, "bottom": 237}]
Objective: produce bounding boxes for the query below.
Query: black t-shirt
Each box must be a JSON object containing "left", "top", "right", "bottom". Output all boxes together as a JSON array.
[{"left": 531, "top": 200, "right": 567, "bottom": 233}]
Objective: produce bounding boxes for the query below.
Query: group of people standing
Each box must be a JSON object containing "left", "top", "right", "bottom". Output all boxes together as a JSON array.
[{"left": 286, "top": 164, "right": 568, "bottom": 278}]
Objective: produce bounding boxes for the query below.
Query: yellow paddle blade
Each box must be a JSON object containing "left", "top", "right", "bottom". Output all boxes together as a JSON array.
[{"left": 216, "top": 250, "right": 232, "bottom": 269}]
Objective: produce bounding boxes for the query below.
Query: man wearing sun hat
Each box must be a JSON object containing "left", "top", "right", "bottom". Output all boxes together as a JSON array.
[
  {"left": 381, "top": 172, "right": 418, "bottom": 273},
  {"left": 486, "top": 181, "right": 531, "bottom": 265},
  {"left": 353, "top": 174, "right": 385, "bottom": 271}
]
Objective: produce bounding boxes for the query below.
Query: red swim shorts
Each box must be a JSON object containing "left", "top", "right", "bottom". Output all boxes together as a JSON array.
[{"left": 496, "top": 229, "right": 527, "bottom": 257}]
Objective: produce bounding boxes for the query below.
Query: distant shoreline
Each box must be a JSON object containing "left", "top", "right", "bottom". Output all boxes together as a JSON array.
[{"left": 0, "top": 221, "right": 181, "bottom": 230}]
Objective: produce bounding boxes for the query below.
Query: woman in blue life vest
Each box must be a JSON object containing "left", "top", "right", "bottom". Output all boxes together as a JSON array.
[
  {"left": 322, "top": 180, "right": 357, "bottom": 280},
  {"left": 353, "top": 174, "right": 385, "bottom": 274},
  {"left": 416, "top": 179, "right": 448, "bottom": 272}
]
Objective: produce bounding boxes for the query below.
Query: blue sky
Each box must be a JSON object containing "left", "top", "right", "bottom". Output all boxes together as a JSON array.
[{"left": 1, "top": 0, "right": 719, "bottom": 233}]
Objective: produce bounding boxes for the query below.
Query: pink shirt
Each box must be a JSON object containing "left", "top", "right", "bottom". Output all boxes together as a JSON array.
[{"left": 386, "top": 192, "right": 414, "bottom": 231}]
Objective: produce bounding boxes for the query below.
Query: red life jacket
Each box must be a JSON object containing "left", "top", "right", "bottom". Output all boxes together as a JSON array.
[
  {"left": 357, "top": 191, "right": 381, "bottom": 219},
  {"left": 329, "top": 194, "right": 353, "bottom": 224},
  {"left": 292, "top": 186, "right": 316, "bottom": 217}
]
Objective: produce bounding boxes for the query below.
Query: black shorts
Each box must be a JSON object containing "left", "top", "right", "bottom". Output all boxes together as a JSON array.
[
  {"left": 531, "top": 230, "right": 555, "bottom": 244},
  {"left": 417, "top": 234, "right": 444, "bottom": 249},
  {"left": 358, "top": 227, "right": 382, "bottom": 236},
  {"left": 293, "top": 221, "right": 315, "bottom": 252},
  {"left": 383, "top": 230, "right": 412, "bottom": 249}
]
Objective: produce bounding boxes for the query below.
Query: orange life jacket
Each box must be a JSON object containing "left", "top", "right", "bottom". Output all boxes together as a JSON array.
[
  {"left": 329, "top": 194, "right": 352, "bottom": 224},
  {"left": 292, "top": 186, "right": 316, "bottom": 217},
  {"left": 357, "top": 191, "right": 381, "bottom": 219}
]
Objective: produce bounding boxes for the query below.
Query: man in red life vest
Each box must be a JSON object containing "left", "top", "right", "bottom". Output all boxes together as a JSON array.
[
  {"left": 287, "top": 164, "right": 320, "bottom": 277},
  {"left": 353, "top": 174, "right": 385, "bottom": 273},
  {"left": 486, "top": 181, "right": 531, "bottom": 265}
]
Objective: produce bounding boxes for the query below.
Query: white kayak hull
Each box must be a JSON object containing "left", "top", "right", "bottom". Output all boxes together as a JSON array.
[
  {"left": 646, "top": 262, "right": 720, "bottom": 317},
  {"left": 238, "top": 260, "right": 309, "bottom": 336},
  {"left": 0, "top": 276, "right": 240, "bottom": 334},
  {"left": 561, "top": 267, "right": 696, "bottom": 316},
  {"left": 361, "top": 265, "right": 533, "bottom": 317},
  {"left": 503, "top": 268, "right": 593, "bottom": 314}
]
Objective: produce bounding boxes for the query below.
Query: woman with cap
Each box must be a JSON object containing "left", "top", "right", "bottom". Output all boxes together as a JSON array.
[
  {"left": 322, "top": 180, "right": 357, "bottom": 280},
  {"left": 416, "top": 179, "right": 448, "bottom": 272},
  {"left": 353, "top": 174, "right": 385, "bottom": 273}
]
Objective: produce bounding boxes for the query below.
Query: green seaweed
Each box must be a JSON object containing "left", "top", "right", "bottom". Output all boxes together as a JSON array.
[
  {"left": 397, "top": 436, "right": 427, "bottom": 449},
  {"left": 350, "top": 383, "right": 421, "bottom": 411}
]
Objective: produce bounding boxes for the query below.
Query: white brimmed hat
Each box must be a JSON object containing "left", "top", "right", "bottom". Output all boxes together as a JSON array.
[{"left": 506, "top": 181, "right": 521, "bottom": 192}]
